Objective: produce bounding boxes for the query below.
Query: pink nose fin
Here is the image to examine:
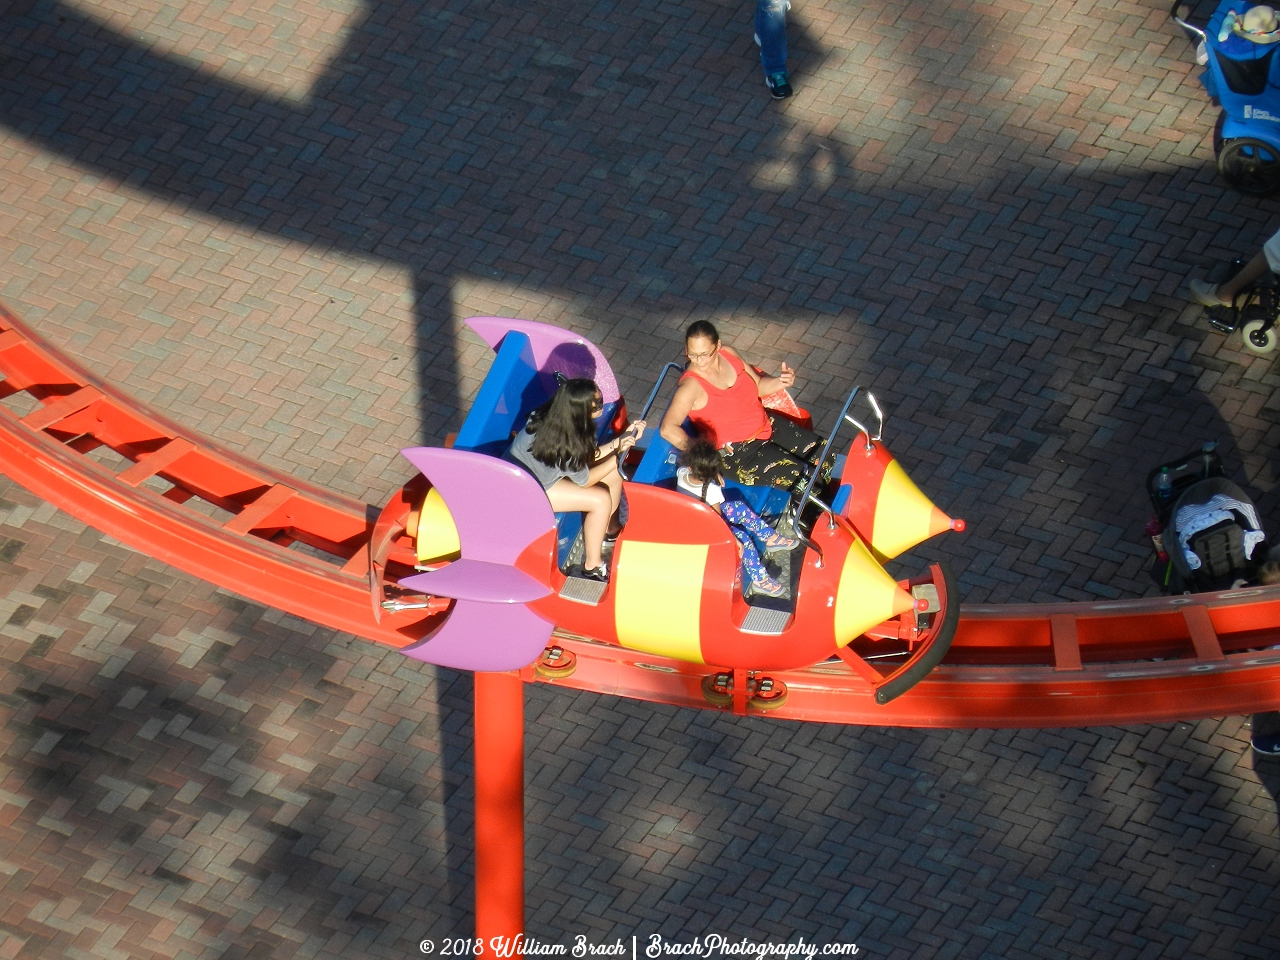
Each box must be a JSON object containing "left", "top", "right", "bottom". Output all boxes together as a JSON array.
[{"left": 395, "top": 446, "right": 557, "bottom": 672}]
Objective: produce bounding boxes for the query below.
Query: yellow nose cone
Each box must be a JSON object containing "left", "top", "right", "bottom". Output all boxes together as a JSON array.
[
  {"left": 870, "top": 459, "right": 956, "bottom": 560},
  {"left": 833, "top": 537, "right": 916, "bottom": 647},
  {"left": 416, "top": 486, "right": 462, "bottom": 563}
]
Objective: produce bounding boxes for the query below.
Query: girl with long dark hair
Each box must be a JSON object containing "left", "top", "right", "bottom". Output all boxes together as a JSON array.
[{"left": 505, "top": 378, "right": 645, "bottom": 580}]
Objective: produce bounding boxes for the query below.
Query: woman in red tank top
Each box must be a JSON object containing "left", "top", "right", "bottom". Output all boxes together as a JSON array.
[
  {"left": 680, "top": 349, "right": 771, "bottom": 449},
  {"left": 659, "top": 321, "right": 832, "bottom": 492}
]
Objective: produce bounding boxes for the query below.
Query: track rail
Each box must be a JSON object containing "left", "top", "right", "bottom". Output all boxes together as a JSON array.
[{"left": 1, "top": 301, "right": 1279, "bottom": 727}]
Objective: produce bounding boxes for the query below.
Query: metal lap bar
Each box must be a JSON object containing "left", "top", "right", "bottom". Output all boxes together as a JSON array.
[
  {"left": 625, "top": 361, "right": 687, "bottom": 479},
  {"left": 117, "top": 437, "right": 197, "bottom": 487},
  {"left": 21, "top": 386, "right": 103, "bottom": 431},
  {"left": 791, "top": 386, "right": 861, "bottom": 564},
  {"left": 223, "top": 483, "right": 297, "bottom": 535},
  {"left": 1182, "top": 605, "right": 1225, "bottom": 662},
  {"left": 637, "top": 361, "right": 685, "bottom": 424},
  {"left": 844, "top": 393, "right": 884, "bottom": 451},
  {"left": 1050, "top": 614, "right": 1082, "bottom": 671},
  {"left": 805, "top": 492, "right": 837, "bottom": 515}
]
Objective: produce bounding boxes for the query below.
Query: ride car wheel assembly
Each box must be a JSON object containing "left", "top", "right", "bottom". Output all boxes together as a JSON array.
[
  {"left": 700, "top": 671, "right": 790, "bottom": 711},
  {"left": 534, "top": 645, "right": 578, "bottom": 679}
]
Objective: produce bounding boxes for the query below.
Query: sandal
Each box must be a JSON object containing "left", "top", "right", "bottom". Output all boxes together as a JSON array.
[
  {"left": 763, "top": 532, "right": 797, "bottom": 553},
  {"left": 751, "top": 575, "right": 785, "bottom": 597}
]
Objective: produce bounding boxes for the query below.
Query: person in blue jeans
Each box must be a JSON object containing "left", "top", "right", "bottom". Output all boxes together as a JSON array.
[{"left": 755, "top": 0, "right": 793, "bottom": 99}]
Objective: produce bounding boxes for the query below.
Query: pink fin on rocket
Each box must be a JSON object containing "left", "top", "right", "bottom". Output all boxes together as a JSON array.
[
  {"left": 465, "top": 316, "right": 621, "bottom": 403},
  {"left": 399, "top": 558, "right": 550, "bottom": 603},
  {"left": 399, "top": 447, "right": 554, "bottom": 565},
  {"left": 400, "top": 597, "right": 554, "bottom": 671}
]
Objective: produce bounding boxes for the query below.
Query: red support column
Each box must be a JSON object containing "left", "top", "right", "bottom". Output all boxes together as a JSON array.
[{"left": 473, "top": 670, "right": 524, "bottom": 940}]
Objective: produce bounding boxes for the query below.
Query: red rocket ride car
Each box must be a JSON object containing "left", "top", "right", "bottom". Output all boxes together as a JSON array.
[{"left": 369, "top": 317, "right": 965, "bottom": 709}]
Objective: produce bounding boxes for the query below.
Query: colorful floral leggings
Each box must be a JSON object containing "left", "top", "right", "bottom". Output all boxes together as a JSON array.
[{"left": 721, "top": 499, "right": 781, "bottom": 585}]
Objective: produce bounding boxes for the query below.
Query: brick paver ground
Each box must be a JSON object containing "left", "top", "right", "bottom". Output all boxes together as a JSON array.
[{"left": 2, "top": 0, "right": 1280, "bottom": 952}]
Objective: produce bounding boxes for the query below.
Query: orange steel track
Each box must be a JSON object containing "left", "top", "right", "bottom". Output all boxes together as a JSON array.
[{"left": 1, "top": 301, "right": 1279, "bottom": 728}]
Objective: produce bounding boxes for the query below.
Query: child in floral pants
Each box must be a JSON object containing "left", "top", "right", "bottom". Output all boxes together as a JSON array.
[{"left": 677, "top": 440, "right": 796, "bottom": 596}]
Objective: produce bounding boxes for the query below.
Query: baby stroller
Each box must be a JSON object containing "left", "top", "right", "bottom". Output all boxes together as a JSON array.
[
  {"left": 1171, "top": 0, "right": 1280, "bottom": 196},
  {"left": 1148, "top": 443, "right": 1268, "bottom": 592}
]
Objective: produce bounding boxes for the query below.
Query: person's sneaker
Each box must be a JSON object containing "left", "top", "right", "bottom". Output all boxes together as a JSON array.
[
  {"left": 1188, "top": 278, "right": 1229, "bottom": 307},
  {"left": 765, "top": 72, "right": 792, "bottom": 99},
  {"left": 582, "top": 563, "right": 608, "bottom": 582},
  {"left": 1253, "top": 731, "right": 1280, "bottom": 755}
]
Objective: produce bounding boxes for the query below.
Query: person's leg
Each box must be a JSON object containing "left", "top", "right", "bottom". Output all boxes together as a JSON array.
[
  {"left": 1252, "top": 710, "right": 1280, "bottom": 755},
  {"left": 1221, "top": 251, "right": 1272, "bottom": 300},
  {"left": 545, "top": 479, "right": 612, "bottom": 570},
  {"left": 587, "top": 458, "right": 623, "bottom": 515},
  {"left": 1191, "top": 227, "right": 1280, "bottom": 305},
  {"left": 750, "top": 415, "right": 836, "bottom": 492},
  {"left": 755, "top": 0, "right": 791, "bottom": 96},
  {"left": 724, "top": 440, "right": 808, "bottom": 490},
  {"left": 1191, "top": 250, "right": 1271, "bottom": 305},
  {"left": 721, "top": 440, "right": 771, "bottom": 486},
  {"left": 721, "top": 498, "right": 793, "bottom": 548},
  {"left": 766, "top": 415, "right": 825, "bottom": 466},
  {"left": 729, "top": 523, "right": 780, "bottom": 591}
]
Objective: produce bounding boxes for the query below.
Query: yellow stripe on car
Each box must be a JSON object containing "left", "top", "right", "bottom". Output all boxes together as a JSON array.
[
  {"left": 615, "top": 541, "right": 707, "bottom": 662},
  {"left": 416, "top": 486, "right": 462, "bottom": 563},
  {"left": 870, "top": 459, "right": 946, "bottom": 560},
  {"left": 833, "top": 537, "right": 915, "bottom": 647}
]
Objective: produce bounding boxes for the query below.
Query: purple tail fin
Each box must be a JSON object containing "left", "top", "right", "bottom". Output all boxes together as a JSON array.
[
  {"left": 396, "top": 446, "right": 556, "bottom": 671},
  {"left": 465, "top": 316, "right": 621, "bottom": 403},
  {"left": 401, "top": 598, "right": 554, "bottom": 672}
]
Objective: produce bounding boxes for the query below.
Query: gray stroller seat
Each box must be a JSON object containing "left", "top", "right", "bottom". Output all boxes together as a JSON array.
[{"left": 1167, "top": 477, "right": 1263, "bottom": 590}]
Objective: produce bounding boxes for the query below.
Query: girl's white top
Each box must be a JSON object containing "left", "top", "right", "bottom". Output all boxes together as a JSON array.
[{"left": 676, "top": 467, "right": 724, "bottom": 506}]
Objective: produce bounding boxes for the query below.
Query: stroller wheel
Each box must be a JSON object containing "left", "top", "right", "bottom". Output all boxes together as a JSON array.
[
  {"left": 1214, "top": 111, "right": 1225, "bottom": 157},
  {"left": 1241, "top": 319, "right": 1278, "bottom": 354},
  {"left": 1219, "top": 138, "right": 1280, "bottom": 196}
]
